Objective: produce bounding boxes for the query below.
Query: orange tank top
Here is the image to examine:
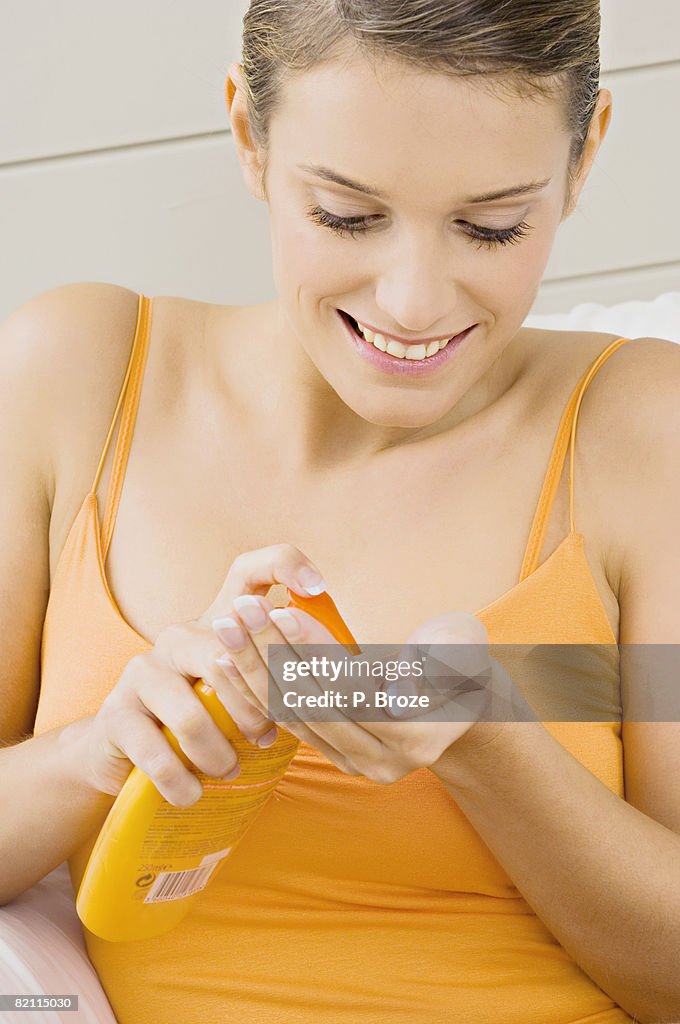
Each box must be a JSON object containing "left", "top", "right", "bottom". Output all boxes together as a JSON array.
[{"left": 34, "top": 294, "right": 633, "bottom": 1023}]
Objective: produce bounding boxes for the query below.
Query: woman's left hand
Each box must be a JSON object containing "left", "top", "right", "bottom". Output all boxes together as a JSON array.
[{"left": 212, "top": 593, "right": 516, "bottom": 783}]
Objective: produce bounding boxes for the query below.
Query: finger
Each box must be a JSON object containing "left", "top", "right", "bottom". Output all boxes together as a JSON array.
[
  {"left": 410, "top": 643, "right": 491, "bottom": 713},
  {"left": 107, "top": 709, "right": 207, "bottom": 805},
  {"left": 261, "top": 603, "right": 386, "bottom": 765},
  {"left": 387, "top": 614, "right": 492, "bottom": 719},
  {"left": 215, "top": 596, "right": 383, "bottom": 769},
  {"left": 154, "top": 620, "right": 276, "bottom": 746},
  {"left": 211, "top": 658, "right": 280, "bottom": 747},
  {"left": 135, "top": 660, "right": 241, "bottom": 780},
  {"left": 211, "top": 596, "right": 276, "bottom": 720},
  {"left": 202, "top": 544, "right": 328, "bottom": 626},
  {"left": 216, "top": 642, "right": 362, "bottom": 774}
]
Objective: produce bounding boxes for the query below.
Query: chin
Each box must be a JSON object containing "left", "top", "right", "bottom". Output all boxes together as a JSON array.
[{"left": 339, "top": 394, "right": 449, "bottom": 431}]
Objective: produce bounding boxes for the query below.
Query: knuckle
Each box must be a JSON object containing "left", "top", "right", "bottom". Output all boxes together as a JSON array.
[
  {"left": 146, "top": 749, "right": 183, "bottom": 784},
  {"left": 99, "top": 676, "right": 137, "bottom": 717},
  {"left": 230, "top": 544, "right": 301, "bottom": 575},
  {"left": 154, "top": 621, "right": 189, "bottom": 654},
  {"left": 252, "top": 542, "right": 300, "bottom": 559},
  {"left": 227, "top": 550, "right": 260, "bottom": 577},
  {"left": 215, "top": 694, "right": 269, "bottom": 737},
  {"left": 229, "top": 651, "right": 260, "bottom": 682},
  {"left": 229, "top": 551, "right": 250, "bottom": 567},
  {"left": 272, "top": 542, "right": 304, "bottom": 561},
  {"left": 116, "top": 653, "right": 149, "bottom": 693},
  {"left": 174, "top": 705, "right": 209, "bottom": 740},
  {"left": 124, "top": 652, "right": 148, "bottom": 674},
  {"left": 205, "top": 743, "right": 239, "bottom": 779}
]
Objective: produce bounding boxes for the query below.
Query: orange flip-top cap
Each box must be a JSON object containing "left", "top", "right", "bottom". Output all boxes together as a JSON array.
[{"left": 285, "top": 589, "right": 361, "bottom": 655}]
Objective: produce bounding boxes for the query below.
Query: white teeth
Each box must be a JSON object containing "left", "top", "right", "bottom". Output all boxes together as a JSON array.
[
  {"left": 353, "top": 319, "right": 449, "bottom": 360},
  {"left": 385, "top": 339, "right": 408, "bottom": 359},
  {"left": 405, "top": 344, "right": 427, "bottom": 361}
]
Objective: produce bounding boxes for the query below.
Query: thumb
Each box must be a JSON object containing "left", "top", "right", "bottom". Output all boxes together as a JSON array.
[{"left": 408, "top": 611, "right": 491, "bottom": 697}]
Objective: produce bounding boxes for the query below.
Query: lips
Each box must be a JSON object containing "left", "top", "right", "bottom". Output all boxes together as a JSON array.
[
  {"left": 340, "top": 310, "right": 464, "bottom": 347},
  {"left": 338, "top": 307, "right": 476, "bottom": 377}
]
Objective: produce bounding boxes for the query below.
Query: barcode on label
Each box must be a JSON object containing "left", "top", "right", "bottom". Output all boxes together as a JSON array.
[{"left": 143, "top": 863, "right": 218, "bottom": 903}]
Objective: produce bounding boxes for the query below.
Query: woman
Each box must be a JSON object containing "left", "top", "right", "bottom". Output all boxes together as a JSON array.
[{"left": 1, "top": 0, "right": 679, "bottom": 1021}]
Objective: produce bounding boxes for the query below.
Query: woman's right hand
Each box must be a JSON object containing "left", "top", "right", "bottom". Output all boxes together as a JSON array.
[{"left": 79, "top": 545, "right": 328, "bottom": 807}]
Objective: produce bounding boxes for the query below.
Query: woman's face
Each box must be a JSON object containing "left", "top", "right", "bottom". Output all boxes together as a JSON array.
[{"left": 235, "top": 53, "right": 591, "bottom": 431}]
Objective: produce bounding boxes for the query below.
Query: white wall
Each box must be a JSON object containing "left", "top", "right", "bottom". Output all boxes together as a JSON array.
[{"left": 1, "top": 0, "right": 678, "bottom": 320}]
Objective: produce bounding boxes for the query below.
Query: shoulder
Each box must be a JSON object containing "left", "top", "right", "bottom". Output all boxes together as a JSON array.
[
  {"left": 574, "top": 334, "right": 680, "bottom": 611},
  {"left": 608, "top": 337, "right": 680, "bottom": 620},
  {"left": 0, "top": 283, "right": 146, "bottom": 502},
  {"left": 0, "top": 282, "right": 142, "bottom": 420},
  {"left": 572, "top": 334, "right": 679, "bottom": 472},
  {"left": 519, "top": 328, "right": 677, "bottom": 604},
  {"left": 1, "top": 282, "right": 140, "bottom": 359}
]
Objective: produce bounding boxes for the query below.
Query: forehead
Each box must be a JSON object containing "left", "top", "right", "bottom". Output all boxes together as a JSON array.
[{"left": 269, "top": 54, "right": 570, "bottom": 199}]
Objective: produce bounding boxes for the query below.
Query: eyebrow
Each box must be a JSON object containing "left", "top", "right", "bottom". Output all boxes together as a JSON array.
[{"left": 297, "top": 163, "right": 551, "bottom": 204}]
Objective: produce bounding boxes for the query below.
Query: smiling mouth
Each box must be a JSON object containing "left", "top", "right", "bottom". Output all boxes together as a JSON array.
[{"left": 341, "top": 311, "right": 468, "bottom": 360}]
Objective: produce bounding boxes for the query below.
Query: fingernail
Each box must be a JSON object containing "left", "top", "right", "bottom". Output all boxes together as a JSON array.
[
  {"left": 256, "top": 726, "right": 278, "bottom": 748},
  {"left": 269, "top": 608, "right": 302, "bottom": 639},
  {"left": 296, "top": 566, "right": 327, "bottom": 596},
  {"left": 215, "top": 654, "right": 240, "bottom": 677},
  {"left": 220, "top": 763, "right": 241, "bottom": 781},
  {"left": 212, "top": 616, "right": 247, "bottom": 651},
  {"left": 232, "top": 595, "right": 268, "bottom": 631}
]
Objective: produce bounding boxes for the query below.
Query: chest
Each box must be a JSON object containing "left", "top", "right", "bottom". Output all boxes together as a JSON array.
[
  {"left": 52, "top": 409, "right": 616, "bottom": 648},
  {"left": 47, "top": 311, "right": 627, "bottom": 648}
]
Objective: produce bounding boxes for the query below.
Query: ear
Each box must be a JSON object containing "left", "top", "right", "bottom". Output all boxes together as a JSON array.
[
  {"left": 562, "top": 88, "right": 613, "bottom": 219},
  {"left": 224, "top": 61, "right": 267, "bottom": 202}
]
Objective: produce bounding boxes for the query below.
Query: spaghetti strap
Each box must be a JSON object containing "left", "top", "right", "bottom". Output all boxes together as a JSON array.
[
  {"left": 91, "top": 294, "right": 153, "bottom": 568},
  {"left": 519, "top": 336, "right": 632, "bottom": 580}
]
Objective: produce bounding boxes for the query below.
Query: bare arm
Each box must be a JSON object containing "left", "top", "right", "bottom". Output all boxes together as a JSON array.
[
  {"left": 430, "top": 721, "right": 680, "bottom": 1024},
  {"left": 0, "top": 283, "right": 292, "bottom": 907},
  {"left": 0, "top": 716, "right": 116, "bottom": 905},
  {"left": 430, "top": 343, "right": 680, "bottom": 1024},
  {"left": 0, "top": 283, "right": 139, "bottom": 902}
]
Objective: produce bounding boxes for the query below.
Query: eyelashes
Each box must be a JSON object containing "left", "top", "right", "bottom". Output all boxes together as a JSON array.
[{"left": 304, "top": 204, "right": 533, "bottom": 249}]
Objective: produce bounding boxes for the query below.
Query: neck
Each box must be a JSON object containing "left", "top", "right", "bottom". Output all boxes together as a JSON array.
[{"left": 216, "top": 301, "right": 531, "bottom": 476}]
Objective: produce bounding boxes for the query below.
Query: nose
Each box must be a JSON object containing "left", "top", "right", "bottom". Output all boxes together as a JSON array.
[{"left": 373, "top": 230, "right": 459, "bottom": 338}]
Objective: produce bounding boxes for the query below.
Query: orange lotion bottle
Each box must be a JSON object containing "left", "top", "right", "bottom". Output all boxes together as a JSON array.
[{"left": 76, "top": 588, "right": 359, "bottom": 942}]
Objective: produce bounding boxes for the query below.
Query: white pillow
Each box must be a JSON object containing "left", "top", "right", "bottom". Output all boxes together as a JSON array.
[{"left": 525, "top": 291, "right": 680, "bottom": 344}]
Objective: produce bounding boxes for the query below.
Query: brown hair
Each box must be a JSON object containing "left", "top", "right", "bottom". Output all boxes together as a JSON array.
[{"left": 240, "top": 0, "right": 601, "bottom": 202}]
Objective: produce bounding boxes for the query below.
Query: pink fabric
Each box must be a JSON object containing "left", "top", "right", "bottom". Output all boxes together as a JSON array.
[{"left": 0, "top": 862, "right": 117, "bottom": 1023}]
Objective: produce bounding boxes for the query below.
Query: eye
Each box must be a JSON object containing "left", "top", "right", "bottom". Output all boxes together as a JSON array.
[
  {"left": 459, "top": 220, "right": 533, "bottom": 249},
  {"left": 305, "top": 204, "right": 533, "bottom": 249},
  {"left": 305, "top": 205, "right": 378, "bottom": 238}
]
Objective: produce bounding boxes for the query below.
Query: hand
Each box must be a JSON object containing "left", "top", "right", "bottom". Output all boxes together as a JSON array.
[
  {"left": 80, "top": 544, "right": 329, "bottom": 805},
  {"left": 213, "top": 598, "right": 517, "bottom": 784}
]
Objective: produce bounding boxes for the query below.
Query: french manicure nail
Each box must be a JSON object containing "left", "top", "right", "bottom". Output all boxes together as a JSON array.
[
  {"left": 212, "top": 616, "right": 247, "bottom": 651},
  {"left": 232, "top": 595, "right": 268, "bottom": 631},
  {"left": 296, "top": 566, "right": 327, "bottom": 596},
  {"left": 269, "top": 608, "right": 302, "bottom": 639},
  {"left": 215, "top": 654, "right": 240, "bottom": 676}
]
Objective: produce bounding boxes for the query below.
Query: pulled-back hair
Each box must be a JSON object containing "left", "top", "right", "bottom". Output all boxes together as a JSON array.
[{"left": 240, "top": 0, "right": 601, "bottom": 199}]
